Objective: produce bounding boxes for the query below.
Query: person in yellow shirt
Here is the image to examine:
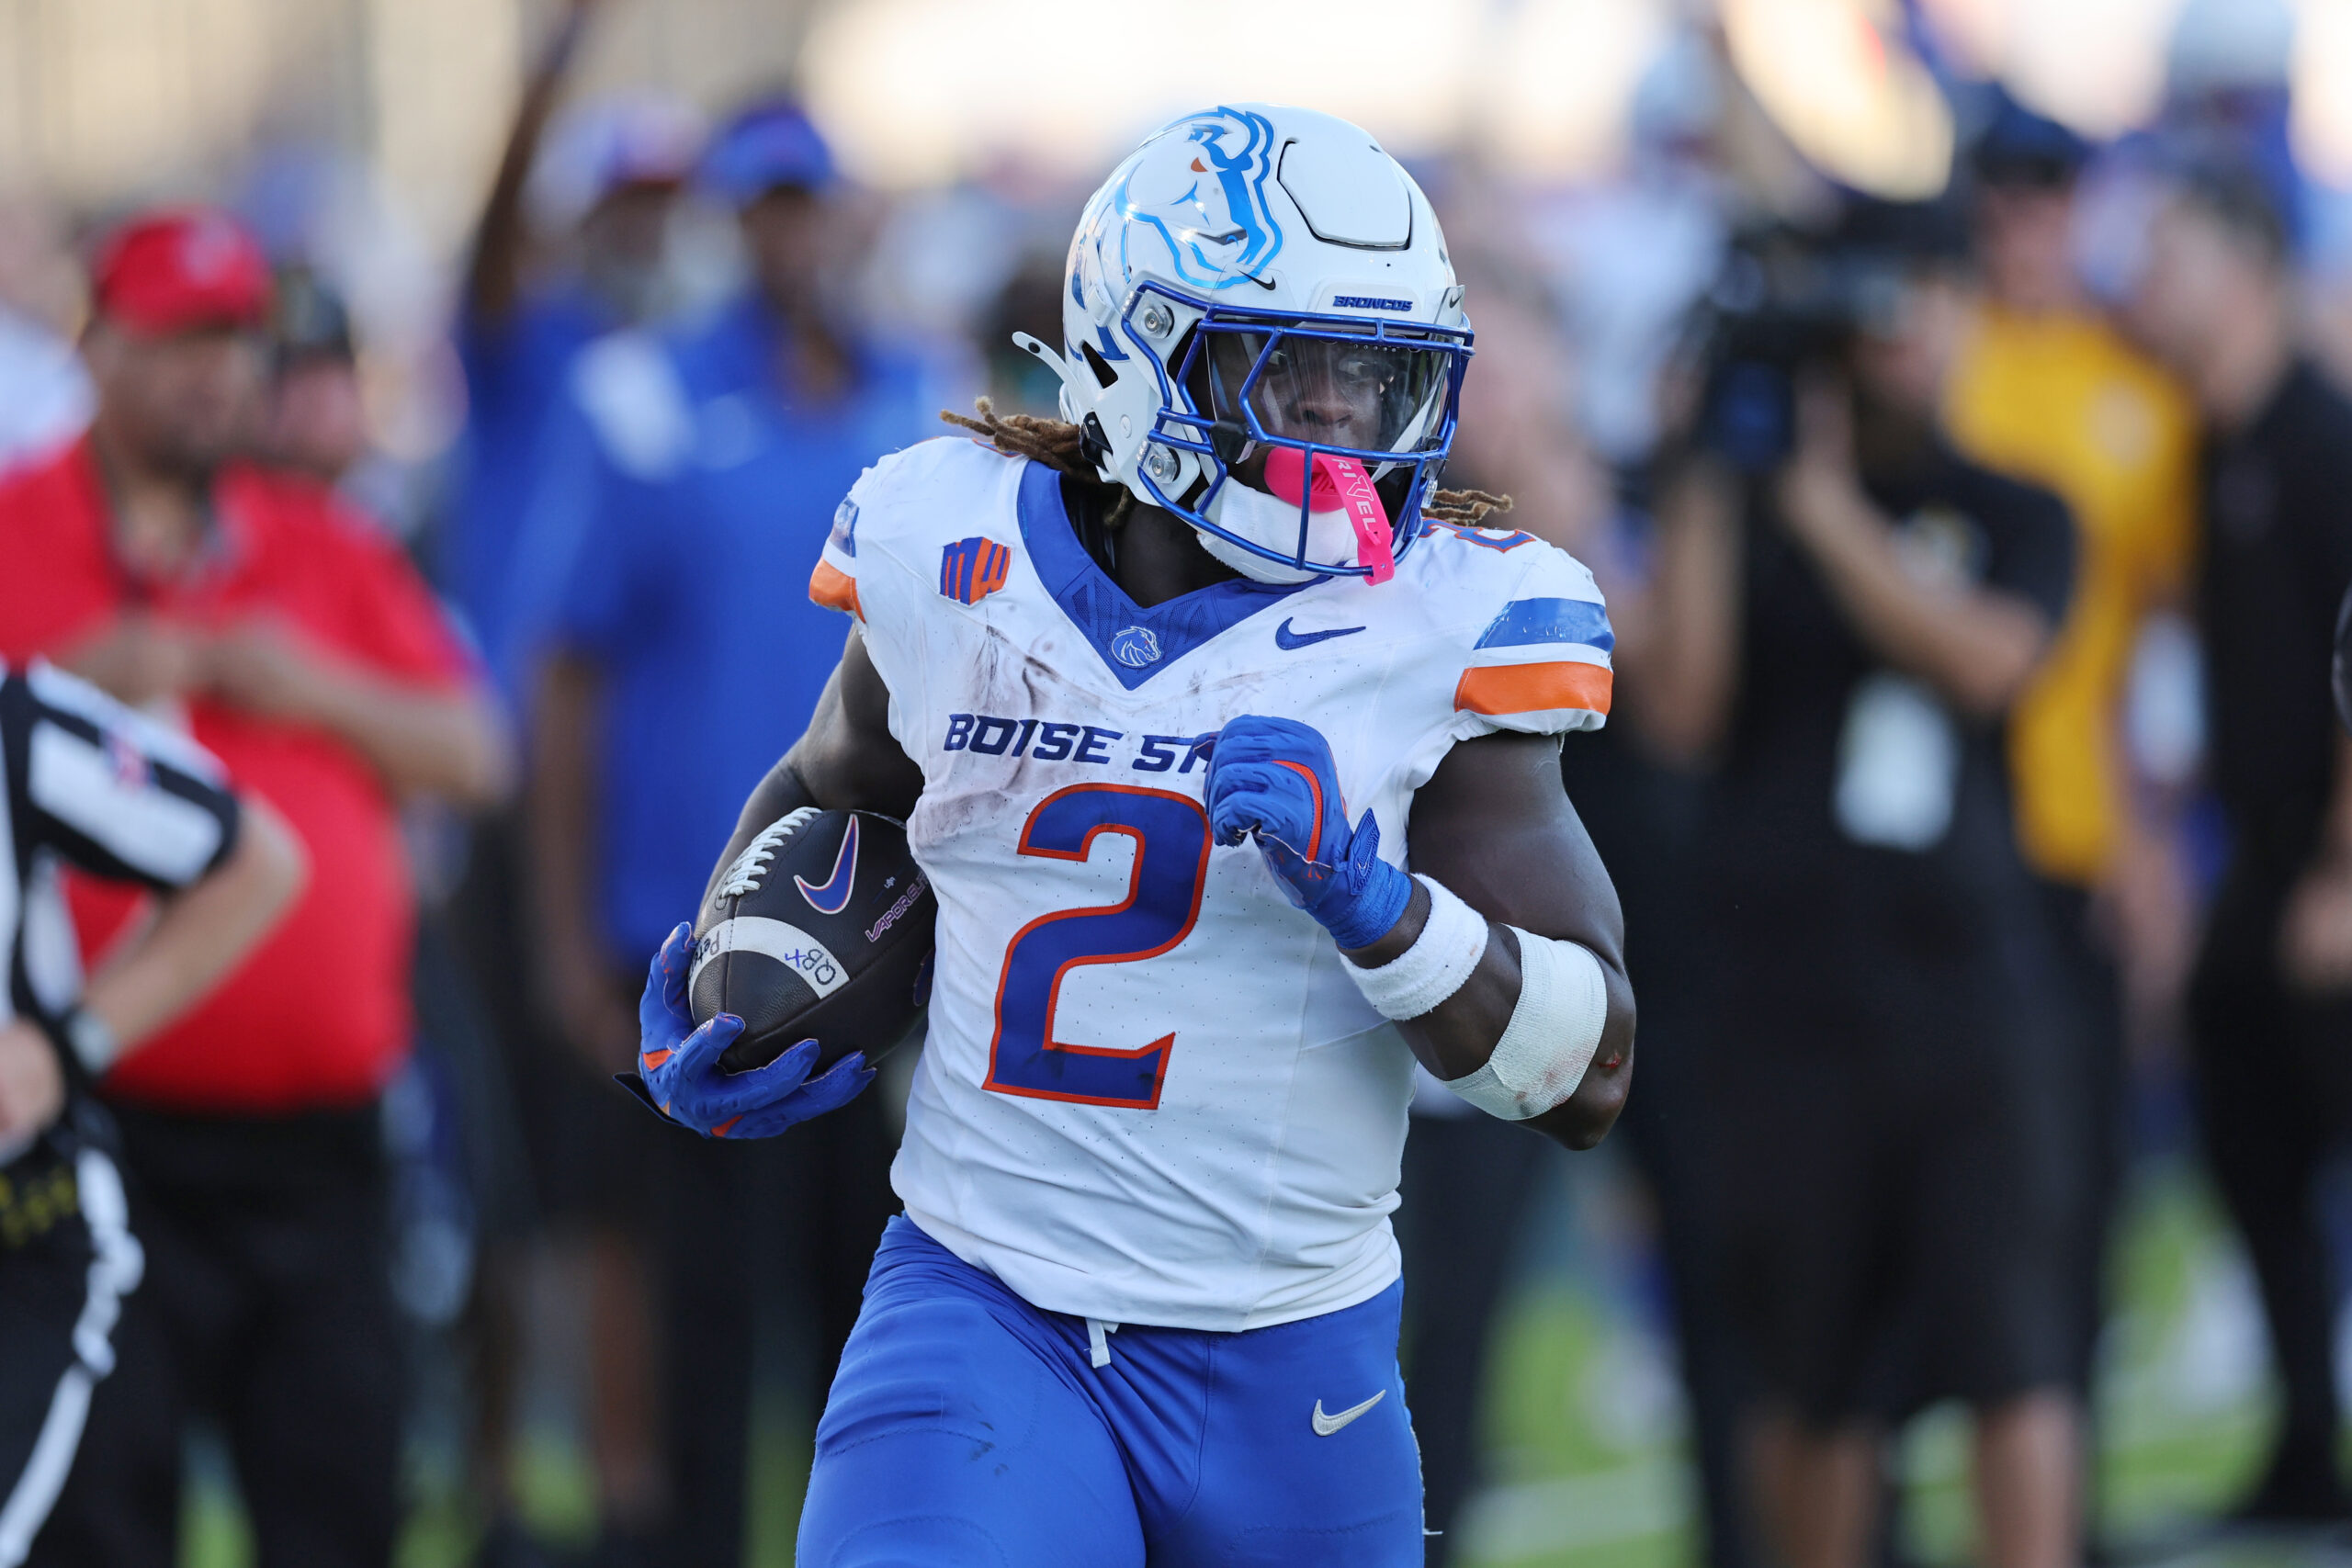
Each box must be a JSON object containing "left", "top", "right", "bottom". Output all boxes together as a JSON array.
[
  {"left": 1943, "top": 103, "right": 2200, "bottom": 1534},
  {"left": 1951, "top": 115, "right": 2200, "bottom": 890}
]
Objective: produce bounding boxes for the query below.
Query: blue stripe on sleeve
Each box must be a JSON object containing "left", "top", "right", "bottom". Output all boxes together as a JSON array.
[{"left": 1474, "top": 597, "right": 1614, "bottom": 653}]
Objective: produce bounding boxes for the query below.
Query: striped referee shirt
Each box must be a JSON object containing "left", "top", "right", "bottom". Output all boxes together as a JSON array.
[
  {"left": 0, "top": 660, "right": 241, "bottom": 1080},
  {"left": 0, "top": 664, "right": 240, "bottom": 1566}
]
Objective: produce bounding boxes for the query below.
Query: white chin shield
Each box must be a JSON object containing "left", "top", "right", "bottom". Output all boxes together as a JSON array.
[
  {"left": 1193, "top": 451, "right": 1400, "bottom": 586},
  {"left": 1195, "top": 482, "right": 1350, "bottom": 584}
]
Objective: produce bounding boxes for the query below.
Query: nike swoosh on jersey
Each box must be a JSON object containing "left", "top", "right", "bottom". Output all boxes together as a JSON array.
[
  {"left": 1275, "top": 618, "right": 1367, "bottom": 651},
  {"left": 1311, "top": 1391, "right": 1385, "bottom": 1436},
  {"left": 795, "top": 815, "right": 859, "bottom": 915}
]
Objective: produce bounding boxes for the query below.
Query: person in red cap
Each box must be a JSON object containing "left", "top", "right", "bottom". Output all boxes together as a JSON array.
[{"left": 0, "top": 207, "right": 510, "bottom": 1568}]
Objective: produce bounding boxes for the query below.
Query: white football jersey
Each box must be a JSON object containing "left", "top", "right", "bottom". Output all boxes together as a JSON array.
[{"left": 810, "top": 437, "right": 1611, "bottom": 1330}]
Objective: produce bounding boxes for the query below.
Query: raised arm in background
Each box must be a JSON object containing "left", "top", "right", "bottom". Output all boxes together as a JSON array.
[{"left": 464, "top": 0, "right": 605, "bottom": 328}]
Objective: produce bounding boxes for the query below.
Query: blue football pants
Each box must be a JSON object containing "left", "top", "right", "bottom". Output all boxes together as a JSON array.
[{"left": 797, "top": 1215, "right": 1425, "bottom": 1566}]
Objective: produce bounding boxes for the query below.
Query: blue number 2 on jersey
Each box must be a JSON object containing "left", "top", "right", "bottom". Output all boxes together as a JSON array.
[{"left": 984, "top": 784, "right": 1211, "bottom": 1109}]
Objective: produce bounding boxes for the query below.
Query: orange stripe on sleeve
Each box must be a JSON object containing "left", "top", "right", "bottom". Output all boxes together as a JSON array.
[
  {"left": 808, "top": 560, "right": 862, "bottom": 620},
  {"left": 1453, "top": 660, "right": 1612, "bottom": 717}
]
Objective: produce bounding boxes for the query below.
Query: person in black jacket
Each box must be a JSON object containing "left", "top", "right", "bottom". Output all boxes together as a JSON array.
[
  {"left": 2133, "top": 154, "right": 2352, "bottom": 1526},
  {"left": 1628, "top": 205, "right": 2078, "bottom": 1568}
]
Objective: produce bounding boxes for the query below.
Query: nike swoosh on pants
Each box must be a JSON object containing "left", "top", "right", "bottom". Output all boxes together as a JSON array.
[{"left": 1310, "top": 1391, "right": 1385, "bottom": 1436}]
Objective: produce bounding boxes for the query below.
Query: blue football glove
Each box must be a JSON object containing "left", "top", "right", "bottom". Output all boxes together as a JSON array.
[
  {"left": 616, "top": 924, "right": 874, "bottom": 1139},
  {"left": 1204, "top": 715, "right": 1412, "bottom": 951}
]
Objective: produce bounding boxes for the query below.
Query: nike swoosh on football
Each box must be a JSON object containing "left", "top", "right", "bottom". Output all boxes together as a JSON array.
[
  {"left": 795, "top": 816, "right": 859, "bottom": 915},
  {"left": 1275, "top": 618, "right": 1367, "bottom": 651},
  {"left": 1311, "top": 1391, "right": 1385, "bottom": 1436}
]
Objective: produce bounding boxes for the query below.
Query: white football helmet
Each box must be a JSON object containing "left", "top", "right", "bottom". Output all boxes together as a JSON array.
[{"left": 1020, "top": 104, "right": 1473, "bottom": 583}]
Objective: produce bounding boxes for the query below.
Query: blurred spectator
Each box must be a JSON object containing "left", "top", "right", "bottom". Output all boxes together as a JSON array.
[
  {"left": 265, "top": 266, "right": 370, "bottom": 485},
  {"left": 256, "top": 258, "right": 538, "bottom": 1560},
  {"left": 0, "top": 208, "right": 507, "bottom": 1568},
  {"left": 0, "top": 197, "right": 93, "bottom": 476},
  {"left": 1476, "top": 133, "right": 1762, "bottom": 1568},
  {"left": 1393, "top": 1094, "right": 1548, "bottom": 1568},
  {"left": 978, "top": 251, "right": 1069, "bottom": 416},
  {"left": 1951, "top": 107, "right": 2199, "bottom": 929},
  {"left": 521, "top": 97, "right": 939, "bottom": 1566},
  {"left": 1939, "top": 99, "right": 2202, "bottom": 1538},
  {"left": 1521, "top": 28, "right": 1731, "bottom": 471},
  {"left": 262, "top": 265, "right": 442, "bottom": 547},
  {"left": 446, "top": 0, "right": 703, "bottom": 700},
  {"left": 432, "top": 12, "right": 703, "bottom": 1554},
  {"left": 1444, "top": 248, "right": 1614, "bottom": 564},
  {"left": 2131, "top": 156, "right": 2352, "bottom": 1525},
  {"left": 1632, "top": 203, "right": 2078, "bottom": 1568}
]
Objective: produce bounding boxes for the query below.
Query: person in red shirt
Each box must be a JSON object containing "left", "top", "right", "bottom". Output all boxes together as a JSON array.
[{"left": 0, "top": 209, "right": 508, "bottom": 1568}]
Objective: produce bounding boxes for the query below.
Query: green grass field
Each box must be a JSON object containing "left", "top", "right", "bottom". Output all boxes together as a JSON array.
[
  {"left": 1449, "top": 1156, "right": 2286, "bottom": 1567},
  {"left": 176, "top": 1154, "right": 2314, "bottom": 1568}
]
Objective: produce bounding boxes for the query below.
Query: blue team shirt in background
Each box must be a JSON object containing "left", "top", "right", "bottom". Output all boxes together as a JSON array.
[
  {"left": 446, "top": 285, "right": 618, "bottom": 699},
  {"left": 542, "top": 292, "right": 946, "bottom": 964}
]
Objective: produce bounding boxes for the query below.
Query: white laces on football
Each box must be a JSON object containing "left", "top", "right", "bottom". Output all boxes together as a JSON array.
[{"left": 717, "top": 807, "right": 820, "bottom": 898}]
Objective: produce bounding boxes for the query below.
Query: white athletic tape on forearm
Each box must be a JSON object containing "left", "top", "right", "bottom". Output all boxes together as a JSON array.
[
  {"left": 1344, "top": 875, "right": 1488, "bottom": 1021},
  {"left": 1442, "top": 929, "right": 1609, "bottom": 1122}
]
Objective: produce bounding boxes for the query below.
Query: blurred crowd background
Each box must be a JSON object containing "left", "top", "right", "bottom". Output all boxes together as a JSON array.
[{"left": 6, "top": 1, "right": 2352, "bottom": 1566}]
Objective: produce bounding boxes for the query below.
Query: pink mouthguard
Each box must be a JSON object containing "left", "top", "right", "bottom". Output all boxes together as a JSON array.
[{"left": 1262, "top": 448, "right": 1395, "bottom": 584}]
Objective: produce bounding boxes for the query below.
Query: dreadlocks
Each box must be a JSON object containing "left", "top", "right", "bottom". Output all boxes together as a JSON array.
[
  {"left": 940, "top": 400, "right": 1097, "bottom": 476},
  {"left": 941, "top": 400, "right": 1135, "bottom": 530},
  {"left": 1419, "top": 487, "right": 1512, "bottom": 525},
  {"left": 937, "top": 400, "right": 1513, "bottom": 530}
]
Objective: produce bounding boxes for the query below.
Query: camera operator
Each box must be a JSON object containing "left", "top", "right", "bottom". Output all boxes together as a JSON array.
[{"left": 1629, "top": 204, "right": 2076, "bottom": 1568}]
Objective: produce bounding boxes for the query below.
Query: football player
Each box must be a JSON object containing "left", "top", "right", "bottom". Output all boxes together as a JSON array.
[{"left": 632, "top": 105, "right": 1634, "bottom": 1564}]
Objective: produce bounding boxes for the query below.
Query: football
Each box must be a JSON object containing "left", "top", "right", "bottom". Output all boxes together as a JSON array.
[{"left": 690, "top": 807, "right": 937, "bottom": 1074}]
